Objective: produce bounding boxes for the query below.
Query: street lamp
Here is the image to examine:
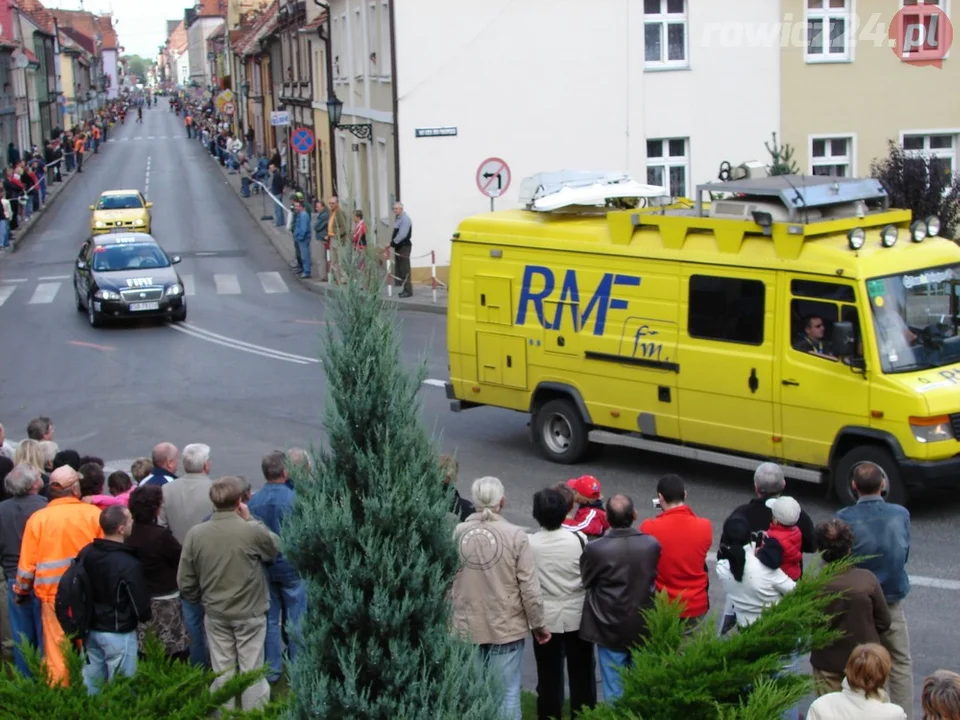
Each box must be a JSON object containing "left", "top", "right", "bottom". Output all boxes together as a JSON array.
[{"left": 326, "top": 94, "right": 372, "bottom": 140}]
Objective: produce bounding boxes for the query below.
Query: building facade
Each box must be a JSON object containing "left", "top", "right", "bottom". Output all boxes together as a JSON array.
[
  {"left": 781, "top": 0, "right": 958, "bottom": 180},
  {"left": 187, "top": 0, "right": 226, "bottom": 90}
]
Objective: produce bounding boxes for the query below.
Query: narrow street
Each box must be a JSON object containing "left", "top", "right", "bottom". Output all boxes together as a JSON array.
[{"left": 1, "top": 101, "right": 959, "bottom": 716}]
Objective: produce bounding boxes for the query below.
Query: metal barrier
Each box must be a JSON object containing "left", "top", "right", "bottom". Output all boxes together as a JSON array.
[{"left": 384, "top": 248, "right": 447, "bottom": 303}]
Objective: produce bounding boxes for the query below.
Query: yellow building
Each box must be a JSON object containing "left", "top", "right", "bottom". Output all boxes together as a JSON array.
[{"left": 782, "top": 0, "right": 958, "bottom": 180}]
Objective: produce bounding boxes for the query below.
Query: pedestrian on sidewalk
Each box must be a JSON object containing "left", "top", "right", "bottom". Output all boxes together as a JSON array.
[
  {"left": 269, "top": 164, "right": 284, "bottom": 227},
  {"left": 74, "top": 134, "right": 85, "bottom": 173},
  {"left": 0, "top": 188, "right": 10, "bottom": 251},
  {"left": 81, "top": 505, "right": 151, "bottom": 695},
  {"left": 390, "top": 202, "right": 413, "bottom": 297},
  {"left": 313, "top": 200, "right": 330, "bottom": 281},
  {"left": 292, "top": 198, "right": 311, "bottom": 279},
  {"left": 327, "top": 195, "right": 350, "bottom": 283}
]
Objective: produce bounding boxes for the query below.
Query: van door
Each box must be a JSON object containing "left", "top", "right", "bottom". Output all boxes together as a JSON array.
[
  {"left": 778, "top": 277, "right": 869, "bottom": 466},
  {"left": 678, "top": 269, "right": 779, "bottom": 458}
]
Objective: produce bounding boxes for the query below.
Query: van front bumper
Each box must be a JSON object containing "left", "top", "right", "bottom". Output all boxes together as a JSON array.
[{"left": 900, "top": 455, "right": 960, "bottom": 491}]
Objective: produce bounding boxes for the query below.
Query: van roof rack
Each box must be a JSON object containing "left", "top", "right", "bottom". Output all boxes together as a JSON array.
[
  {"left": 693, "top": 175, "right": 890, "bottom": 222},
  {"left": 520, "top": 171, "right": 671, "bottom": 213}
]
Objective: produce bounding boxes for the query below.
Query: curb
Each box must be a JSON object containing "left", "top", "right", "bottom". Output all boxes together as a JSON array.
[
  {"left": 207, "top": 151, "right": 447, "bottom": 317},
  {"left": 10, "top": 150, "right": 101, "bottom": 252}
]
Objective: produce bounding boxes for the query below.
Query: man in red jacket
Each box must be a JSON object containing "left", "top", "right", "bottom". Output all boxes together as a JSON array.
[{"left": 639, "top": 474, "right": 713, "bottom": 624}]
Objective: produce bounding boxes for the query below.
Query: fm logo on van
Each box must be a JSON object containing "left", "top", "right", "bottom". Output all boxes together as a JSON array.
[{"left": 516, "top": 265, "right": 641, "bottom": 336}]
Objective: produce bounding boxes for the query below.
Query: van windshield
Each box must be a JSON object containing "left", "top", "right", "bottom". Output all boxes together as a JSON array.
[{"left": 867, "top": 264, "right": 960, "bottom": 374}]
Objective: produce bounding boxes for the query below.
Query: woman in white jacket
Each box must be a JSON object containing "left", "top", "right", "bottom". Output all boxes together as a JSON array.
[{"left": 807, "top": 643, "right": 906, "bottom": 720}]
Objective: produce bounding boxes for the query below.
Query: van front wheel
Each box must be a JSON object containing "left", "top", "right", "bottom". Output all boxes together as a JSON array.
[
  {"left": 534, "top": 399, "right": 589, "bottom": 464},
  {"left": 832, "top": 445, "right": 907, "bottom": 507}
]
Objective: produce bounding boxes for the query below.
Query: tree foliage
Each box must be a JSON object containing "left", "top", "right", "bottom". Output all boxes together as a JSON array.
[
  {"left": 282, "top": 244, "right": 501, "bottom": 719},
  {"left": 121, "top": 55, "right": 151, "bottom": 82},
  {"left": 871, "top": 140, "right": 960, "bottom": 239},
  {"left": 765, "top": 132, "right": 800, "bottom": 176},
  {"left": 0, "top": 633, "right": 285, "bottom": 719},
  {"left": 580, "top": 558, "right": 853, "bottom": 720}
]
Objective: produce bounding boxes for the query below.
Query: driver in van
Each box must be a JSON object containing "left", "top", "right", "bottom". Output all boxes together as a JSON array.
[{"left": 794, "top": 315, "right": 836, "bottom": 359}]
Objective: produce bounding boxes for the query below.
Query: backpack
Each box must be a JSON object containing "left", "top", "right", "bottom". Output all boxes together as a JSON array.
[{"left": 54, "top": 547, "right": 95, "bottom": 641}]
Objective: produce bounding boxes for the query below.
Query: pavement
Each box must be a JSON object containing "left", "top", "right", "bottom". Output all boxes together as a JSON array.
[
  {"left": 0, "top": 100, "right": 958, "bottom": 717},
  {"left": 205, "top": 145, "right": 447, "bottom": 316}
]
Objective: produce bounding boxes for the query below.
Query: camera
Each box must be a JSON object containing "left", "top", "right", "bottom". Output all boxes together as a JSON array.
[{"left": 652, "top": 498, "right": 661, "bottom": 510}]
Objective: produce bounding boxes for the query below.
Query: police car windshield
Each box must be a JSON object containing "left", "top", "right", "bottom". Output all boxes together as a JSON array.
[
  {"left": 867, "top": 264, "right": 960, "bottom": 374},
  {"left": 97, "top": 195, "right": 143, "bottom": 210},
  {"left": 92, "top": 243, "right": 170, "bottom": 272}
]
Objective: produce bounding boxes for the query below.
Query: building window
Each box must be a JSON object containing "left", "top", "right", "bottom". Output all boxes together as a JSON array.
[
  {"left": 353, "top": 8, "right": 364, "bottom": 79},
  {"left": 903, "top": 132, "right": 958, "bottom": 184},
  {"left": 333, "top": 15, "right": 346, "bottom": 83},
  {"left": 646, "top": 138, "right": 689, "bottom": 197},
  {"left": 644, "top": 0, "right": 687, "bottom": 69},
  {"left": 380, "top": 1, "right": 391, "bottom": 79},
  {"left": 805, "top": 0, "right": 853, "bottom": 62},
  {"left": 900, "top": 0, "right": 950, "bottom": 56},
  {"left": 688, "top": 275, "right": 766, "bottom": 345},
  {"left": 313, "top": 46, "right": 327, "bottom": 100},
  {"left": 377, "top": 138, "right": 388, "bottom": 220},
  {"left": 810, "top": 136, "right": 854, "bottom": 177}
]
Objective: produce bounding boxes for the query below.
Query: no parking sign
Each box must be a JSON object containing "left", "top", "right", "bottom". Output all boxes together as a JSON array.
[{"left": 291, "top": 127, "right": 315, "bottom": 154}]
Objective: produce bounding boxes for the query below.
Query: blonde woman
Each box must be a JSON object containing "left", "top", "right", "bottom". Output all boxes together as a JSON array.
[
  {"left": 14, "top": 439, "right": 48, "bottom": 493},
  {"left": 922, "top": 670, "right": 960, "bottom": 720}
]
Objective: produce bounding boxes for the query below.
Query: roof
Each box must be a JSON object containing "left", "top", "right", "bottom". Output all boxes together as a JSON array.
[
  {"left": 60, "top": 26, "right": 96, "bottom": 55},
  {"left": 299, "top": 14, "right": 327, "bottom": 33},
  {"left": 100, "top": 189, "right": 144, "bottom": 196},
  {"left": 96, "top": 15, "right": 117, "bottom": 50},
  {"left": 168, "top": 20, "right": 187, "bottom": 53},
  {"left": 197, "top": 0, "right": 226, "bottom": 18},
  {"left": 236, "top": 2, "right": 278, "bottom": 55},
  {"left": 92, "top": 231, "right": 156, "bottom": 246},
  {"left": 14, "top": 0, "right": 55, "bottom": 34},
  {"left": 50, "top": 10, "right": 100, "bottom": 48}
]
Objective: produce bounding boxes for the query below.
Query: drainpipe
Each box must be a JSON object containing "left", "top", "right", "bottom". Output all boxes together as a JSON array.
[
  {"left": 388, "top": 0, "right": 399, "bottom": 201},
  {"left": 312, "top": 0, "right": 335, "bottom": 196}
]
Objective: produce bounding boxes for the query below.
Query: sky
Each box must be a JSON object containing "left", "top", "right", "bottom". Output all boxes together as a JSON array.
[{"left": 44, "top": 0, "right": 190, "bottom": 59}]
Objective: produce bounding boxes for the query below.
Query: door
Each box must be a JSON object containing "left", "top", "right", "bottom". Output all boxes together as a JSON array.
[
  {"left": 476, "top": 332, "right": 528, "bottom": 390},
  {"left": 678, "top": 269, "right": 779, "bottom": 458},
  {"left": 778, "top": 277, "right": 869, "bottom": 466},
  {"left": 75, "top": 240, "right": 93, "bottom": 298}
]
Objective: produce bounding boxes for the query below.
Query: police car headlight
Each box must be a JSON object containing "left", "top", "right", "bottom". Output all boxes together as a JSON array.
[
  {"left": 95, "top": 289, "right": 120, "bottom": 300},
  {"left": 94, "top": 221, "right": 105, "bottom": 228},
  {"left": 165, "top": 284, "right": 183, "bottom": 296},
  {"left": 909, "top": 416, "right": 955, "bottom": 443},
  {"left": 910, "top": 220, "right": 927, "bottom": 243},
  {"left": 135, "top": 219, "right": 144, "bottom": 226}
]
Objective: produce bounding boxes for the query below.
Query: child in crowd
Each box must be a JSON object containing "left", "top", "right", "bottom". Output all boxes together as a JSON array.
[
  {"left": 562, "top": 475, "right": 610, "bottom": 539},
  {"left": 78, "top": 462, "right": 126, "bottom": 510},
  {"left": 762, "top": 496, "right": 803, "bottom": 581},
  {"left": 108, "top": 470, "right": 134, "bottom": 506},
  {"left": 130, "top": 457, "right": 152, "bottom": 487}
]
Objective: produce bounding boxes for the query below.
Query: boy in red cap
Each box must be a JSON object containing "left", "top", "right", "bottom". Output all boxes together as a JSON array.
[{"left": 561, "top": 475, "right": 610, "bottom": 539}]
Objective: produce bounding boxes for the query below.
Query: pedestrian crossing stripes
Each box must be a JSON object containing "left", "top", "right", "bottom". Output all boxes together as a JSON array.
[{"left": 0, "top": 271, "right": 292, "bottom": 308}]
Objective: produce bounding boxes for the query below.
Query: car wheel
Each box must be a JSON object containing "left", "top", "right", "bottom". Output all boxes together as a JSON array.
[
  {"left": 533, "top": 398, "right": 590, "bottom": 464},
  {"left": 832, "top": 445, "right": 907, "bottom": 507},
  {"left": 87, "top": 295, "right": 102, "bottom": 327},
  {"left": 74, "top": 284, "right": 84, "bottom": 312},
  {"left": 172, "top": 306, "right": 186, "bottom": 323}
]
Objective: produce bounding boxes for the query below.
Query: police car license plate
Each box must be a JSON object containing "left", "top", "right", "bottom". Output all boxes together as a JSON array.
[{"left": 129, "top": 302, "right": 159, "bottom": 311}]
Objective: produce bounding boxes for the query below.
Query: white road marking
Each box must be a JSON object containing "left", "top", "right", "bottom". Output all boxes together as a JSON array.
[
  {"left": 422, "top": 379, "right": 447, "bottom": 388},
  {"left": 134, "top": 136, "right": 142, "bottom": 140},
  {"left": 147, "top": 136, "right": 154, "bottom": 140},
  {"left": 1, "top": 278, "right": 28, "bottom": 283},
  {"left": 912, "top": 576, "right": 960, "bottom": 591},
  {"left": 38, "top": 275, "right": 70, "bottom": 281},
  {"left": 195, "top": 251, "right": 217, "bottom": 256},
  {"left": 166, "top": 322, "right": 320, "bottom": 365},
  {"left": 0, "top": 284, "right": 15, "bottom": 307},
  {"left": 214, "top": 273, "right": 241, "bottom": 295},
  {"left": 27, "top": 282, "right": 61, "bottom": 304},
  {"left": 181, "top": 274, "right": 196, "bottom": 296},
  {"left": 258, "top": 271, "right": 289, "bottom": 294}
]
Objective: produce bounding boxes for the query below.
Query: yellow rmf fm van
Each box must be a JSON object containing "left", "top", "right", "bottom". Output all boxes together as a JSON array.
[{"left": 445, "top": 169, "right": 960, "bottom": 506}]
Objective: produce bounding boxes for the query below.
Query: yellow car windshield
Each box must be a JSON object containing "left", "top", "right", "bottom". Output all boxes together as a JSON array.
[{"left": 97, "top": 195, "right": 143, "bottom": 210}]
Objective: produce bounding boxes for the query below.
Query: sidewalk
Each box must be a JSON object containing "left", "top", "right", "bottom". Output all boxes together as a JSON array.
[
  {"left": 207, "top": 146, "right": 447, "bottom": 316},
  {"left": 7, "top": 150, "right": 102, "bottom": 253}
]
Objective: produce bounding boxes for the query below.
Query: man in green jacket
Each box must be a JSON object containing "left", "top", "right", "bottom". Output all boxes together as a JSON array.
[{"left": 177, "top": 476, "right": 280, "bottom": 711}]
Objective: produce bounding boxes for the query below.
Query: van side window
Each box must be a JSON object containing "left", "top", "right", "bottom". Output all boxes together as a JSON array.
[
  {"left": 790, "top": 280, "right": 860, "bottom": 362},
  {"left": 688, "top": 275, "right": 765, "bottom": 345}
]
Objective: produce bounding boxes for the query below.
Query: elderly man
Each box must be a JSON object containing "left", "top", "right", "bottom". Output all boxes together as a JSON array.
[
  {"left": 284, "top": 447, "right": 312, "bottom": 489},
  {"left": 159, "top": 442, "right": 214, "bottom": 667},
  {"left": 14, "top": 465, "right": 103, "bottom": 684},
  {"left": 179, "top": 477, "right": 280, "bottom": 711},
  {"left": 390, "top": 202, "right": 413, "bottom": 297},
  {"left": 26, "top": 417, "right": 54, "bottom": 442},
  {"left": 0, "top": 464, "right": 47, "bottom": 675},
  {"left": 451, "top": 476, "right": 549, "bottom": 720},
  {"left": 140, "top": 442, "right": 179, "bottom": 488}
]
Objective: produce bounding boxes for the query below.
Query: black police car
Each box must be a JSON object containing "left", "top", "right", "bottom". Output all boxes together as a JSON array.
[{"left": 73, "top": 231, "right": 187, "bottom": 327}]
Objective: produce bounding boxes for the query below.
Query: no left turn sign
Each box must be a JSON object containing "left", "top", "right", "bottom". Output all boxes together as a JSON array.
[{"left": 477, "top": 157, "right": 511, "bottom": 199}]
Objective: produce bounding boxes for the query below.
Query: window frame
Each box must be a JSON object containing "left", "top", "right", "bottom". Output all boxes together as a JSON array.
[
  {"left": 899, "top": 129, "right": 960, "bottom": 190},
  {"left": 645, "top": 137, "right": 690, "bottom": 198},
  {"left": 643, "top": 0, "right": 689, "bottom": 71},
  {"left": 899, "top": 0, "right": 952, "bottom": 60},
  {"left": 380, "top": 0, "right": 391, "bottom": 81},
  {"left": 804, "top": 0, "right": 856, "bottom": 64},
  {"left": 808, "top": 133, "right": 857, "bottom": 177},
  {"left": 687, "top": 274, "right": 767, "bottom": 346}
]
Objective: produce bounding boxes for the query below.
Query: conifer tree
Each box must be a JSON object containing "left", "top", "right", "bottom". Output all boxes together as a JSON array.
[
  {"left": 282, "top": 242, "right": 501, "bottom": 719},
  {"left": 765, "top": 132, "right": 800, "bottom": 176}
]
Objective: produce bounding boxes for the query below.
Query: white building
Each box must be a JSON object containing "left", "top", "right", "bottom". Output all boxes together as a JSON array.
[
  {"left": 392, "top": 0, "right": 782, "bottom": 274},
  {"left": 187, "top": 9, "right": 224, "bottom": 88}
]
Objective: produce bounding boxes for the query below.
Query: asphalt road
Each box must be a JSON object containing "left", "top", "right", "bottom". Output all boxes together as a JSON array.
[{"left": 1, "top": 102, "right": 957, "bottom": 715}]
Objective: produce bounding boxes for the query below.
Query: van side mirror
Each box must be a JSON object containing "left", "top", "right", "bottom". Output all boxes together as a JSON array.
[
  {"left": 171, "top": 255, "right": 181, "bottom": 264},
  {"left": 832, "top": 321, "right": 856, "bottom": 357},
  {"left": 88, "top": 204, "right": 95, "bottom": 211}
]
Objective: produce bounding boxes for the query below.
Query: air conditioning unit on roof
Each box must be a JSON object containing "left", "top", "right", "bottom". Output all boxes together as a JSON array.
[{"left": 520, "top": 171, "right": 670, "bottom": 213}]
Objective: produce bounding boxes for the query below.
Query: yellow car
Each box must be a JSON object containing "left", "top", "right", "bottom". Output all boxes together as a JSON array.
[{"left": 89, "top": 190, "right": 153, "bottom": 235}]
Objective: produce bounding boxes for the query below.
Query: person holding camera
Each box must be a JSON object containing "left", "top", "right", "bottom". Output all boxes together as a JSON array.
[
  {"left": 836, "top": 462, "right": 914, "bottom": 719},
  {"left": 639, "top": 475, "right": 712, "bottom": 626}
]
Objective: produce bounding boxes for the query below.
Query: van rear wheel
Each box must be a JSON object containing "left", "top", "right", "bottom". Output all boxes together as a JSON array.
[
  {"left": 832, "top": 445, "right": 907, "bottom": 507},
  {"left": 533, "top": 398, "right": 589, "bottom": 464}
]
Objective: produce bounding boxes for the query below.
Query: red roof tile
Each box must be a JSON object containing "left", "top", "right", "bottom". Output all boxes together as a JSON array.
[
  {"left": 14, "top": 0, "right": 55, "bottom": 35},
  {"left": 60, "top": 26, "right": 96, "bottom": 55},
  {"left": 168, "top": 20, "right": 187, "bottom": 53},
  {"left": 197, "top": 0, "right": 226, "bottom": 18},
  {"left": 236, "top": 2, "right": 278, "bottom": 56}
]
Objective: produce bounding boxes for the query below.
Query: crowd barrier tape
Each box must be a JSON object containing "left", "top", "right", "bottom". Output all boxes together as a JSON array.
[{"left": 384, "top": 248, "right": 446, "bottom": 303}]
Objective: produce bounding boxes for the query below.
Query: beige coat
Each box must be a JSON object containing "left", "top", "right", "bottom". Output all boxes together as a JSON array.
[
  {"left": 806, "top": 681, "right": 906, "bottom": 720},
  {"left": 451, "top": 513, "right": 545, "bottom": 645},
  {"left": 158, "top": 472, "right": 214, "bottom": 545},
  {"left": 529, "top": 529, "right": 586, "bottom": 633}
]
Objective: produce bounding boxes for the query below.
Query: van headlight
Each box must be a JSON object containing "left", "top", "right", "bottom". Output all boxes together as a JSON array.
[
  {"left": 909, "top": 416, "right": 955, "bottom": 443},
  {"left": 165, "top": 284, "right": 183, "bottom": 296}
]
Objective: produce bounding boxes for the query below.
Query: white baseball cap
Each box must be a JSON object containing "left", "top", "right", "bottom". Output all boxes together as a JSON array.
[{"left": 766, "top": 496, "right": 801, "bottom": 527}]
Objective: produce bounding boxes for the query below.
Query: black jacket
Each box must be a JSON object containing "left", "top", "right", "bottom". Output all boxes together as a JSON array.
[
  {"left": 718, "top": 497, "right": 816, "bottom": 555},
  {"left": 83, "top": 539, "right": 152, "bottom": 633},
  {"left": 270, "top": 170, "right": 283, "bottom": 196},
  {"left": 579, "top": 528, "right": 661, "bottom": 651}
]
